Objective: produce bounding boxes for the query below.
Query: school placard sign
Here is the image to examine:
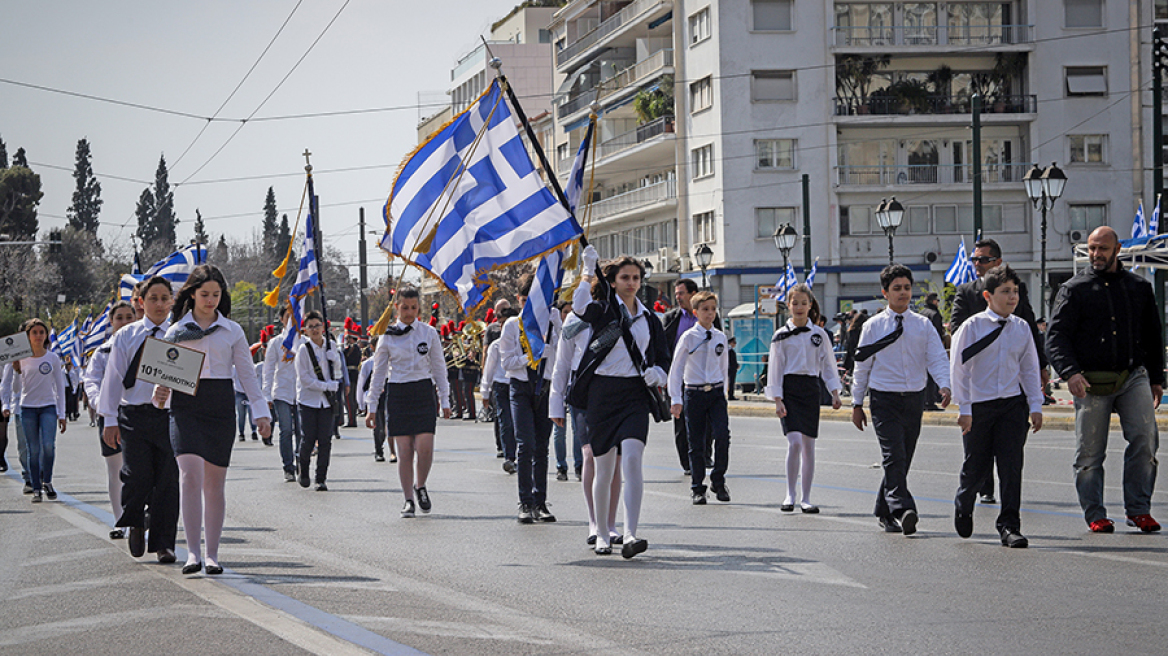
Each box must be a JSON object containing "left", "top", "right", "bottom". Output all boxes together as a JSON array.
[
  {"left": 0, "top": 332, "right": 33, "bottom": 366},
  {"left": 136, "top": 336, "right": 206, "bottom": 396}
]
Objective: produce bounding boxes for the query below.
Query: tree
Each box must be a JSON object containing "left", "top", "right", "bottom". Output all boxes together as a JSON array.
[
  {"left": 262, "top": 187, "right": 278, "bottom": 258},
  {"left": 66, "top": 138, "right": 103, "bottom": 234},
  {"left": 0, "top": 135, "right": 7, "bottom": 169},
  {"left": 215, "top": 234, "right": 229, "bottom": 263},
  {"left": 134, "top": 187, "right": 156, "bottom": 246},
  {"left": 151, "top": 154, "right": 176, "bottom": 250},
  {"left": 193, "top": 208, "right": 208, "bottom": 246},
  {"left": 47, "top": 226, "right": 100, "bottom": 304},
  {"left": 0, "top": 164, "right": 42, "bottom": 239},
  {"left": 276, "top": 214, "right": 292, "bottom": 261},
  {"left": 12, "top": 147, "right": 28, "bottom": 168}
]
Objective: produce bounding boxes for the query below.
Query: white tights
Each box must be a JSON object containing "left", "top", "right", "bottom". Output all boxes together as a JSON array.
[
  {"left": 177, "top": 454, "right": 227, "bottom": 567},
  {"left": 784, "top": 432, "right": 816, "bottom": 505},
  {"left": 105, "top": 453, "right": 123, "bottom": 523},
  {"left": 581, "top": 444, "right": 621, "bottom": 539},
  {"left": 592, "top": 438, "right": 644, "bottom": 548}
]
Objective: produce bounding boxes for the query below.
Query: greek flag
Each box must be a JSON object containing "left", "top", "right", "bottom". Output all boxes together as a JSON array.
[
  {"left": 282, "top": 209, "right": 319, "bottom": 359},
  {"left": 1132, "top": 201, "right": 1147, "bottom": 240},
  {"left": 57, "top": 321, "right": 77, "bottom": 361},
  {"left": 49, "top": 328, "right": 60, "bottom": 357},
  {"left": 565, "top": 120, "right": 594, "bottom": 214},
  {"left": 132, "top": 252, "right": 142, "bottom": 275},
  {"left": 944, "top": 236, "right": 976, "bottom": 285},
  {"left": 805, "top": 257, "right": 819, "bottom": 289},
  {"left": 773, "top": 263, "right": 797, "bottom": 302},
  {"left": 83, "top": 302, "right": 112, "bottom": 352},
  {"left": 119, "top": 243, "right": 207, "bottom": 300},
  {"left": 381, "top": 79, "right": 582, "bottom": 311},
  {"left": 1151, "top": 194, "right": 1161, "bottom": 235},
  {"left": 518, "top": 248, "right": 567, "bottom": 367}
]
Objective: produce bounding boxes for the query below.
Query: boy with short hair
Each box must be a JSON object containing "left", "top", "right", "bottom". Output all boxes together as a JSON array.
[
  {"left": 950, "top": 264, "right": 1043, "bottom": 548},
  {"left": 669, "top": 291, "right": 732, "bottom": 504},
  {"left": 851, "top": 264, "right": 951, "bottom": 536}
]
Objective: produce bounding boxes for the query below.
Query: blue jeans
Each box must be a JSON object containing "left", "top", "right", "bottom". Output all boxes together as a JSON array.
[
  {"left": 1073, "top": 367, "right": 1160, "bottom": 522},
  {"left": 510, "top": 377, "right": 551, "bottom": 506},
  {"left": 235, "top": 391, "right": 256, "bottom": 436},
  {"left": 21, "top": 405, "right": 57, "bottom": 488},
  {"left": 554, "top": 407, "right": 583, "bottom": 471},
  {"left": 493, "top": 382, "right": 515, "bottom": 461},
  {"left": 272, "top": 399, "right": 300, "bottom": 473}
]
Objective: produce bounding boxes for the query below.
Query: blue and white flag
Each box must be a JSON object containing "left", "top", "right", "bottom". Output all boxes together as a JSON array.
[
  {"left": 1132, "top": 201, "right": 1147, "bottom": 240},
  {"left": 564, "top": 120, "right": 595, "bottom": 215},
  {"left": 83, "top": 302, "right": 112, "bottom": 352},
  {"left": 1150, "top": 194, "right": 1161, "bottom": 235},
  {"left": 381, "top": 79, "right": 582, "bottom": 311},
  {"left": 518, "top": 247, "right": 567, "bottom": 366},
  {"left": 57, "top": 321, "right": 77, "bottom": 361},
  {"left": 805, "top": 257, "right": 819, "bottom": 290},
  {"left": 132, "top": 252, "right": 142, "bottom": 275},
  {"left": 49, "top": 328, "right": 60, "bottom": 358},
  {"left": 282, "top": 209, "right": 320, "bottom": 359},
  {"left": 119, "top": 244, "right": 207, "bottom": 300},
  {"left": 773, "top": 263, "right": 798, "bottom": 302},
  {"left": 119, "top": 274, "right": 142, "bottom": 301},
  {"left": 944, "top": 236, "right": 976, "bottom": 285}
]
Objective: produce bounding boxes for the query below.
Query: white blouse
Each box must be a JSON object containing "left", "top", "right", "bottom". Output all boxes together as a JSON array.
[
  {"left": 295, "top": 339, "right": 345, "bottom": 409},
  {"left": 571, "top": 278, "right": 651, "bottom": 379},
  {"left": 549, "top": 314, "right": 592, "bottom": 420},
  {"left": 668, "top": 324, "right": 730, "bottom": 405},
  {"left": 159, "top": 311, "right": 270, "bottom": 421},
  {"left": 98, "top": 316, "right": 170, "bottom": 419},
  {"left": 366, "top": 320, "right": 450, "bottom": 409},
  {"left": 765, "top": 321, "right": 842, "bottom": 400}
]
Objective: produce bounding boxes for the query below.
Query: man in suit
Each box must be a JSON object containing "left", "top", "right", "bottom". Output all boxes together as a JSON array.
[
  {"left": 726, "top": 337, "right": 739, "bottom": 400},
  {"left": 918, "top": 293, "right": 948, "bottom": 411},
  {"left": 950, "top": 238, "right": 1047, "bottom": 503},
  {"left": 662, "top": 279, "right": 721, "bottom": 474}
]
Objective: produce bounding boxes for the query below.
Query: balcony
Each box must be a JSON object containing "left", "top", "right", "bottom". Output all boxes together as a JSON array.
[
  {"left": 557, "top": 49, "right": 674, "bottom": 120},
  {"left": 557, "top": 0, "right": 671, "bottom": 70},
  {"left": 833, "top": 94, "right": 1036, "bottom": 116},
  {"left": 831, "top": 24, "right": 1033, "bottom": 48},
  {"left": 835, "top": 162, "right": 1034, "bottom": 186},
  {"left": 558, "top": 116, "right": 675, "bottom": 172},
  {"left": 590, "top": 177, "right": 677, "bottom": 222}
]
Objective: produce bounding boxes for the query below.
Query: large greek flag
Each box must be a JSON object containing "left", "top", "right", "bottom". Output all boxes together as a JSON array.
[
  {"left": 282, "top": 209, "right": 319, "bottom": 359},
  {"left": 944, "top": 236, "right": 976, "bottom": 285},
  {"left": 119, "top": 243, "right": 207, "bottom": 300},
  {"left": 83, "top": 302, "right": 112, "bottom": 352},
  {"left": 381, "top": 79, "right": 582, "bottom": 311}
]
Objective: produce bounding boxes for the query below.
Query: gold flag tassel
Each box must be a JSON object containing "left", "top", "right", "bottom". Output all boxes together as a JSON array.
[{"left": 263, "top": 180, "right": 310, "bottom": 307}]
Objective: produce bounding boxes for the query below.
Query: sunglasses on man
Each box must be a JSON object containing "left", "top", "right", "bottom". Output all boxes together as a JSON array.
[{"left": 970, "top": 256, "right": 1000, "bottom": 264}]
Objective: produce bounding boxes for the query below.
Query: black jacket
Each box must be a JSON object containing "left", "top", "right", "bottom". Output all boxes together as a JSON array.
[
  {"left": 1045, "top": 264, "right": 1165, "bottom": 385},
  {"left": 951, "top": 277, "right": 1047, "bottom": 368},
  {"left": 662, "top": 307, "right": 721, "bottom": 349}
]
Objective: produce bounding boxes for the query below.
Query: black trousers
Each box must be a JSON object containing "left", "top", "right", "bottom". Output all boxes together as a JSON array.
[
  {"left": 372, "top": 389, "right": 394, "bottom": 457},
  {"left": 299, "top": 405, "right": 334, "bottom": 484},
  {"left": 344, "top": 368, "right": 359, "bottom": 426},
  {"left": 955, "top": 395, "right": 1029, "bottom": 533},
  {"left": 673, "top": 412, "right": 713, "bottom": 471},
  {"left": 685, "top": 387, "right": 730, "bottom": 493},
  {"left": 870, "top": 389, "right": 925, "bottom": 519},
  {"left": 117, "top": 403, "right": 179, "bottom": 553}
]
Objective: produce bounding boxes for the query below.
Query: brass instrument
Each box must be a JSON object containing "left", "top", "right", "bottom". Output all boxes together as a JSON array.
[{"left": 444, "top": 320, "right": 487, "bottom": 368}]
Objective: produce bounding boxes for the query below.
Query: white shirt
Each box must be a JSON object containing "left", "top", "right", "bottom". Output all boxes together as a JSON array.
[
  {"left": 950, "top": 309, "right": 1043, "bottom": 414},
  {"left": 355, "top": 357, "right": 375, "bottom": 411},
  {"left": 83, "top": 345, "right": 112, "bottom": 406},
  {"left": 851, "top": 307, "right": 950, "bottom": 406},
  {"left": 158, "top": 311, "right": 271, "bottom": 421},
  {"left": 549, "top": 314, "right": 592, "bottom": 420},
  {"left": 263, "top": 328, "right": 299, "bottom": 405},
  {"left": 0, "top": 364, "right": 21, "bottom": 413},
  {"left": 765, "top": 321, "right": 842, "bottom": 400},
  {"left": 295, "top": 338, "right": 344, "bottom": 408},
  {"left": 480, "top": 340, "right": 507, "bottom": 395},
  {"left": 668, "top": 324, "right": 729, "bottom": 405},
  {"left": 498, "top": 313, "right": 561, "bottom": 382},
  {"left": 571, "top": 279, "right": 651, "bottom": 379},
  {"left": 1, "top": 351, "right": 66, "bottom": 416},
  {"left": 366, "top": 320, "right": 450, "bottom": 409},
  {"left": 98, "top": 316, "right": 170, "bottom": 419}
]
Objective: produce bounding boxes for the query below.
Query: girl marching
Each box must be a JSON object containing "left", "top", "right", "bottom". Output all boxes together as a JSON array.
[{"left": 1, "top": 318, "right": 67, "bottom": 503}]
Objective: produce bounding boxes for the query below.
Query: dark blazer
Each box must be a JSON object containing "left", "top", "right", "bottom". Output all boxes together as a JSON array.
[
  {"left": 951, "top": 277, "right": 1046, "bottom": 368},
  {"left": 662, "top": 307, "right": 722, "bottom": 349}
]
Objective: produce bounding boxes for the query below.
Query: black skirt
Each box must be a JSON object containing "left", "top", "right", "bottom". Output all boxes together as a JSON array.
[
  {"left": 586, "top": 375, "right": 650, "bottom": 457},
  {"left": 780, "top": 374, "right": 823, "bottom": 438},
  {"left": 170, "top": 378, "right": 237, "bottom": 467},
  {"left": 386, "top": 379, "right": 438, "bottom": 436}
]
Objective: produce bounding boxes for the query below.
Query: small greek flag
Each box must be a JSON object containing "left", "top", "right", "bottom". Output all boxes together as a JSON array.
[
  {"left": 773, "top": 263, "right": 798, "bottom": 302},
  {"left": 944, "top": 236, "right": 976, "bottom": 286},
  {"left": 518, "top": 248, "right": 566, "bottom": 367},
  {"left": 83, "top": 302, "right": 112, "bottom": 352},
  {"left": 57, "top": 321, "right": 77, "bottom": 361},
  {"left": 1132, "top": 201, "right": 1147, "bottom": 240},
  {"left": 805, "top": 257, "right": 819, "bottom": 290},
  {"left": 1150, "top": 194, "right": 1161, "bottom": 235},
  {"left": 282, "top": 209, "right": 320, "bottom": 359},
  {"left": 565, "top": 120, "right": 594, "bottom": 215}
]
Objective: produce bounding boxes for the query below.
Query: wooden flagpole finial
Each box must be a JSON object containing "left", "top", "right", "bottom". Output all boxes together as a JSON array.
[{"left": 303, "top": 149, "right": 313, "bottom": 173}]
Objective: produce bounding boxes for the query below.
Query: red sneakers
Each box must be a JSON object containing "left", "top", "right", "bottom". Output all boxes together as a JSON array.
[
  {"left": 1088, "top": 518, "right": 1115, "bottom": 533},
  {"left": 1126, "top": 515, "right": 1162, "bottom": 532}
]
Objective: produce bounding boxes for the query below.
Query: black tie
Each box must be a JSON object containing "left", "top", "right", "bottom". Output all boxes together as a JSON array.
[
  {"left": 170, "top": 322, "right": 220, "bottom": 344},
  {"left": 123, "top": 326, "right": 160, "bottom": 389},
  {"left": 961, "top": 319, "right": 1008, "bottom": 364},
  {"left": 689, "top": 330, "right": 713, "bottom": 354},
  {"left": 854, "top": 315, "right": 904, "bottom": 362},
  {"left": 772, "top": 326, "right": 811, "bottom": 343},
  {"left": 385, "top": 324, "right": 413, "bottom": 337}
]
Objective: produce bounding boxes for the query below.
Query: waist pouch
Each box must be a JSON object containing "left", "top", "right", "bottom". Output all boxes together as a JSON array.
[{"left": 1083, "top": 369, "right": 1129, "bottom": 396}]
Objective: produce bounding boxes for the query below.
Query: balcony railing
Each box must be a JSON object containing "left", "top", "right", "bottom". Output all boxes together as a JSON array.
[
  {"left": 558, "top": 116, "right": 675, "bottom": 173},
  {"left": 557, "top": 50, "right": 673, "bottom": 119},
  {"left": 591, "top": 178, "right": 677, "bottom": 221},
  {"left": 831, "top": 24, "right": 1033, "bottom": 47},
  {"left": 833, "top": 94, "right": 1036, "bottom": 116},
  {"left": 835, "top": 162, "right": 1034, "bottom": 186},
  {"left": 557, "top": 0, "right": 668, "bottom": 68}
]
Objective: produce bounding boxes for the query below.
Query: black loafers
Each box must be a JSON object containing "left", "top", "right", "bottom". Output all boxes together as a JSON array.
[
  {"left": 899, "top": 509, "right": 919, "bottom": 536},
  {"left": 955, "top": 511, "right": 974, "bottom": 538},
  {"left": 1001, "top": 529, "right": 1029, "bottom": 548},
  {"left": 878, "top": 516, "right": 903, "bottom": 533},
  {"left": 157, "top": 548, "right": 176, "bottom": 564},
  {"left": 182, "top": 561, "right": 202, "bottom": 575},
  {"left": 621, "top": 538, "right": 649, "bottom": 559},
  {"left": 128, "top": 527, "right": 146, "bottom": 557},
  {"left": 205, "top": 563, "right": 224, "bottom": 575}
]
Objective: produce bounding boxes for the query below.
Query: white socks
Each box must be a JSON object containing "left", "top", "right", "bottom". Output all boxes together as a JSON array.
[
  {"left": 592, "top": 450, "right": 618, "bottom": 547},
  {"left": 620, "top": 439, "right": 644, "bottom": 541},
  {"left": 105, "top": 454, "right": 123, "bottom": 523},
  {"left": 177, "top": 454, "right": 228, "bottom": 566}
]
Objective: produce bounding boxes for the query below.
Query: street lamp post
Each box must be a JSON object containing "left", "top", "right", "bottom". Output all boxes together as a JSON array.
[
  {"left": 875, "top": 197, "right": 904, "bottom": 263},
  {"left": 695, "top": 243, "right": 713, "bottom": 290},
  {"left": 1023, "top": 162, "right": 1067, "bottom": 313},
  {"left": 772, "top": 223, "right": 799, "bottom": 274}
]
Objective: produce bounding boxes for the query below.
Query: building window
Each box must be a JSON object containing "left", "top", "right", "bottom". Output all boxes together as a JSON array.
[
  {"left": 755, "top": 139, "right": 796, "bottom": 169},
  {"left": 693, "top": 211, "right": 717, "bottom": 244},
  {"left": 538, "top": 29, "right": 552, "bottom": 44},
  {"left": 1069, "top": 204, "right": 1107, "bottom": 232},
  {"left": 689, "top": 8, "right": 711, "bottom": 45},
  {"left": 1069, "top": 135, "right": 1106, "bottom": 164},
  {"left": 755, "top": 207, "right": 797, "bottom": 239},
  {"left": 1066, "top": 67, "right": 1107, "bottom": 96},
  {"left": 907, "top": 206, "right": 930, "bottom": 234},
  {"left": 690, "top": 76, "right": 713, "bottom": 113},
  {"left": 752, "top": 71, "right": 796, "bottom": 101},
  {"left": 753, "top": 0, "right": 792, "bottom": 31},
  {"left": 1158, "top": 0, "right": 1168, "bottom": 20},
  {"left": 692, "top": 145, "right": 714, "bottom": 179},
  {"left": 1065, "top": 0, "right": 1103, "bottom": 28}
]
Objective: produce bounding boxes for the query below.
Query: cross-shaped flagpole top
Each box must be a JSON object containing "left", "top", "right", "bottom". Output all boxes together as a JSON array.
[{"left": 303, "top": 148, "right": 312, "bottom": 173}]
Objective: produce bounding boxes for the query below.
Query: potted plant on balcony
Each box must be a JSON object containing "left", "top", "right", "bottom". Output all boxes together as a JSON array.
[
  {"left": 634, "top": 75, "right": 675, "bottom": 126},
  {"left": 835, "top": 54, "right": 891, "bottom": 115},
  {"left": 889, "top": 79, "right": 931, "bottom": 114},
  {"left": 927, "top": 64, "right": 954, "bottom": 113}
]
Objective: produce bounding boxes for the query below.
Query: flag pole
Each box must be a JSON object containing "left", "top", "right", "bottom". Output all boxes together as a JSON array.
[{"left": 303, "top": 150, "right": 333, "bottom": 351}]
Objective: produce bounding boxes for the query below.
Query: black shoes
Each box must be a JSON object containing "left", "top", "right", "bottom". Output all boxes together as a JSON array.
[
  {"left": 182, "top": 561, "right": 202, "bottom": 575},
  {"left": 109, "top": 528, "right": 125, "bottom": 540},
  {"left": 713, "top": 485, "right": 731, "bottom": 503},
  {"left": 780, "top": 503, "right": 795, "bottom": 512},
  {"left": 621, "top": 538, "right": 648, "bottom": 559},
  {"left": 556, "top": 467, "right": 568, "bottom": 481},
  {"left": 401, "top": 499, "right": 416, "bottom": 518},
  {"left": 878, "top": 516, "right": 903, "bottom": 533},
  {"left": 262, "top": 437, "right": 273, "bottom": 447},
  {"left": 205, "top": 563, "right": 224, "bottom": 575},
  {"left": 43, "top": 483, "right": 57, "bottom": 500},
  {"left": 238, "top": 433, "right": 246, "bottom": 443},
  {"left": 415, "top": 486, "right": 431, "bottom": 513},
  {"left": 128, "top": 527, "right": 146, "bottom": 557},
  {"left": 374, "top": 453, "right": 385, "bottom": 462},
  {"left": 157, "top": 548, "right": 176, "bottom": 564},
  {"left": 979, "top": 494, "right": 997, "bottom": 504},
  {"left": 22, "top": 482, "right": 33, "bottom": 494},
  {"left": 517, "top": 504, "right": 534, "bottom": 524},
  {"left": 535, "top": 504, "right": 556, "bottom": 522},
  {"left": 502, "top": 460, "right": 516, "bottom": 474},
  {"left": 496, "top": 449, "right": 505, "bottom": 458},
  {"left": 251, "top": 432, "right": 259, "bottom": 441},
  {"left": 955, "top": 511, "right": 974, "bottom": 538},
  {"left": 31, "top": 490, "right": 42, "bottom": 503},
  {"left": 315, "top": 482, "right": 328, "bottom": 492},
  {"left": 389, "top": 453, "right": 398, "bottom": 463},
  {"left": 298, "top": 474, "right": 310, "bottom": 488},
  {"left": 800, "top": 503, "right": 819, "bottom": 514},
  {"left": 1001, "top": 529, "right": 1029, "bottom": 548},
  {"left": 900, "top": 509, "right": 919, "bottom": 536},
  {"left": 283, "top": 470, "right": 296, "bottom": 482},
  {"left": 692, "top": 491, "right": 707, "bottom": 505},
  {"left": 0, "top": 460, "right": 7, "bottom": 472}
]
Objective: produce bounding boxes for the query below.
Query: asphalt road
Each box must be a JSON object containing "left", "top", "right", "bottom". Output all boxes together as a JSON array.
[{"left": 2, "top": 411, "right": 1165, "bottom": 655}]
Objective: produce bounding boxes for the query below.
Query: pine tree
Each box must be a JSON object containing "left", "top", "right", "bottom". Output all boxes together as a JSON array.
[
  {"left": 12, "top": 148, "right": 28, "bottom": 168},
  {"left": 193, "top": 208, "right": 208, "bottom": 245},
  {"left": 276, "top": 214, "right": 292, "bottom": 261},
  {"left": 134, "top": 188, "right": 156, "bottom": 246},
  {"left": 66, "top": 138, "right": 103, "bottom": 234},
  {"left": 215, "top": 234, "right": 229, "bottom": 263},
  {"left": 0, "top": 161, "right": 42, "bottom": 239},
  {"left": 0, "top": 135, "right": 8, "bottom": 169},
  {"left": 151, "top": 154, "right": 176, "bottom": 249},
  {"left": 262, "top": 187, "right": 278, "bottom": 256}
]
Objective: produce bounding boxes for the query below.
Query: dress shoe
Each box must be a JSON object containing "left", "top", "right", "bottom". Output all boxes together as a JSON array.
[
  {"left": 251, "top": 432, "right": 259, "bottom": 441},
  {"left": 683, "top": 469, "right": 691, "bottom": 477},
  {"left": 31, "top": 490, "right": 42, "bottom": 503},
  {"left": 517, "top": 503, "right": 535, "bottom": 524},
  {"left": 42, "top": 483, "right": 57, "bottom": 500},
  {"left": 955, "top": 511, "right": 974, "bottom": 538},
  {"left": 1000, "top": 529, "right": 1029, "bottom": 548},
  {"left": 262, "top": 438, "right": 273, "bottom": 447},
  {"left": 283, "top": 470, "right": 296, "bottom": 482},
  {"left": 621, "top": 538, "right": 648, "bottom": 559},
  {"left": 374, "top": 453, "right": 385, "bottom": 462},
  {"left": 780, "top": 502, "right": 795, "bottom": 512},
  {"left": 389, "top": 454, "right": 398, "bottom": 463},
  {"left": 157, "top": 548, "right": 176, "bottom": 563},
  {"left": 109, "top": 528, "right": 125, "bottom": 540},
  {"left": 315, "top": 482, "right": 328, "bottom": 492},
  {"left": 586, "top": 534, "right": 597, "bottom": 546},
  {"left": 1088, "top": 518, "right": 1115, "bottom": 533},
  {"left": 692, "top": 491, "right": 708, "bottom": 505},
  {"left": 0, "top": 460, "right": 7, "bottom": 472},
  {"left": 22, "top": 482, "right": 33, "bottom": 494},
  {"left": 535, "top": 504, "right": 556, "bottom": 522},
  {"left": 714, "top": 486, "right": 732, "bottom": 503},
  {"left": 182, "top": 561, "right": 202, "bottom": 575},
  {"left": 1126, "top": 514, "right": 1161, "bottom": 532},
  {"left": 979, "top": 493, "right": 997, "bottom": 504},
  {"left": 298, "top": 474, "right": 310, "bottom": 488},
  {"left": 800, "top": 503, "right": 819, "bottom": 514},
  {"left": 556, "top": 467, "right": 568, "bottom": 481},
  {"left": 205, "top": 563, "right": 224, "bottom": 575},
  {"left": 502, "top": 460, "right": 516, "bottom": 474},
  {"left": 128, "top": 527, "right": 146, "bottom": 557},
  {"left": 496, "top": 450, "right": 505, "bottom": 458},
  {"left": 610, "top": 534, "right": 624, "bottom": 545},
  {"left": 899, "top": 509, "right": 919, "bottom": 536},
  {"left": 595, "top": 544, "right": 612, "bottom": 555},
  {"left": 238, "top": 433, "right": 246, "bottom": 442},
  {"left": 878, "top": 516, "right": 903, "bottom": 533}
]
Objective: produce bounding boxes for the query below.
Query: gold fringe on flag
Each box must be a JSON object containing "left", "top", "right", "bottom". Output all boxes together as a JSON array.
[{"left": 370, "top": 302, "right": 395, "bottom": 336}]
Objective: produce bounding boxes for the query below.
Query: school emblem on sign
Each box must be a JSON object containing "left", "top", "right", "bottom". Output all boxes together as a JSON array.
[
  {"left": 4, "top": 338, "right": 12, "bottom": 347},
  {"left": 810, "top": 334, "right": 823, "bottom": 347},
  {"left": 39, "top": 362, "right": 53, "bottom": 375},
  {"left": 166, "top": 348, "right": 180, "bottom": 362},
  {"left": 715, "top": 343, "right": 725, "bottom": 356},
  {"left": 417, "top": 342, "right": 430, "bottom": 355}
]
